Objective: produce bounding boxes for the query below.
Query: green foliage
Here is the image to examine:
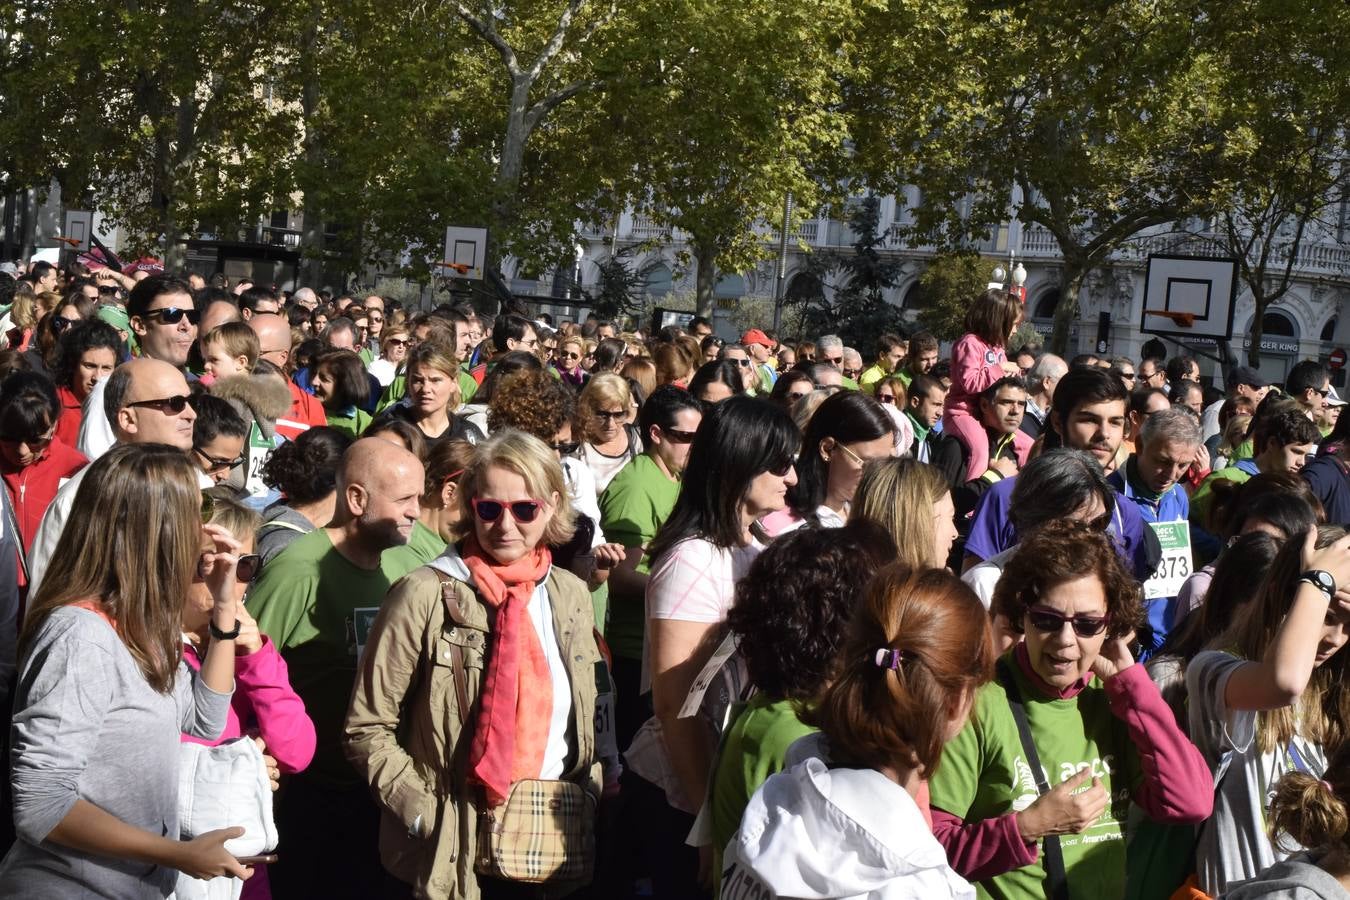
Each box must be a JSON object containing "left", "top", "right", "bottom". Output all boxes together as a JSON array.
[
  {"left": 912, "top": 251, "right": 991, "bottom": 341},
  {"left": 585, "top": 250, "right": 662, "bottom": 321}
]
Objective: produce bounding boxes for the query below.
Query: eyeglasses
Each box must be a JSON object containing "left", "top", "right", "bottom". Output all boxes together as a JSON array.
[
  {"left": 1, "top": 426, "right": 56, "bottom": 451},
  {"left": 595, "top": 410, "right": 626, "bottom": 421},
  {"left": 520, "top": 338, "right": 539, "bottom": 349},
  {"left": 825, "top": 355, "right": 843, "bottom": 366},
  {"left": 662, "top": 427, "right": 697, "bottom": 444},
  {"left": 842, "top": 368, "right": 861, "bottom": 379},
  {"left": 193, "top": 446, "right": 245, "bottom": 472},
  {"left": 767, "top": 456, "right": 797, "bottom": 477},
  {"left": 52, "top": 315, "right": 78, "bottom": 334},
  {"left": 472, "top": 497, "right": 545, "bottom": 524},
  {"left": 196, "top": 552, "right": 261, "bottom": 584},
  {"left": 386, "top": 338, "right": 410, "bottom": 347},
  {"left": 142, "top": 306, "right": 200, "bottom": 326},
  {"left": 127, "top": 394, "right": 192, "bottom": 415},
  {"left": 1025, "top": 605, "right": 1110, "bottom": 638},
  {"left": 1316, "top": 387, "right": 1332, "bottom": 398},
  {"left": 549, "top": 440, "right": 581, "bottom": 455},
  {"left": 877, "top": 393, "right": 897, "bottom": 404},
  {"left": 368, "top": 314, "right": 383, "bottom": 323},
  {"left": 786, "top": 391, "right": 810, "bottom": 402}
]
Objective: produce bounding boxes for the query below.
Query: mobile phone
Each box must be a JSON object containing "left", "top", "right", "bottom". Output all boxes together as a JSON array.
[{"left": 235, "top": 854, "right": 278, "bottom": 866}]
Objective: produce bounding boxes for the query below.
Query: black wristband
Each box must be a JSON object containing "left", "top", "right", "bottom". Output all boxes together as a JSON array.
[{"left": 209, "top": 618, "right": 241, "bottom": 641}]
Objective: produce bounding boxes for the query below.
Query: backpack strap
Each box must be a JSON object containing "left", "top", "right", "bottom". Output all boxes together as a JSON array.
[{"left": 438, "top": 577, "right": 473, "bottom": 721}]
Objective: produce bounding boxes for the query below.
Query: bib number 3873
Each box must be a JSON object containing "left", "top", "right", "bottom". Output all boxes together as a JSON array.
[{"left": 1145, "top": 520, "right": 1192, "bottom": 600}]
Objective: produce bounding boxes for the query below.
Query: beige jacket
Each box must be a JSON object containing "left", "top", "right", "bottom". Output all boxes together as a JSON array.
[{"left": 344, "top": 553, "right": 603, "bottom": 900}]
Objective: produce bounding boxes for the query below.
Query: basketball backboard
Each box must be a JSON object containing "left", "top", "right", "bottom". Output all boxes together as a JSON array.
[
  {"left": 441, "top": 226, "right": 489, "bottom": 281},
  {"left": 1139, "top": 254, "right": 1238, "bottom": 341}
]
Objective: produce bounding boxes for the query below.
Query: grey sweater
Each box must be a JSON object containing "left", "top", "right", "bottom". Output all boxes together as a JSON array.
[
  {"left": 1224, "top": 853, "right": 1350, "bottom": 899},
  {"left": 0, "top": 607, "right": 232, "bottom": 898}
]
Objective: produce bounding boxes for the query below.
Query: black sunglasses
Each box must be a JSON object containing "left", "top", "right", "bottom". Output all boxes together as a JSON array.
[
  {"left": 143, "top": 306, "right": 200, "bottom": 326},
  {"left": 767, "top": 456, "right": 797, "bottom": 477},
  {"left": 194, "top": 446, "right": 245, "bottom": 472},
  {"left": 550, "top": 440, "right": 581, "bottom": 455},
  {"left": 127, "top": 394, "right": 192, "bottom": 415},
  {"left": 52, "top": 315, "right": 78, "bottom": 334},
  {"left": 196, "top": 552, "right": 261, "bottom": 583},
  {"left": 594, "top": 410, "right": 626, "bottom": 422},
  {"left": 662, "top": 427, "right": 697, "bottom": 444},
  {"left": 1025, "top": 605, "right": 1110, "bottom": 638}
]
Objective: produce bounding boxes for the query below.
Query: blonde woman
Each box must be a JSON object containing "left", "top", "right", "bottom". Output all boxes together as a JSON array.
[
  {"left": 853, "top": 456, "right": 960, "bottom": 570},
  {"left": 374, "top": 342, "right": 484, "bottom": 447},
  {"left": 367, "top": 325, "right": 411, "bottom": 387},
  {"left": 345, "top": 430, "right": 603, "bottom": 898},
  {"left": 555, "top": 336, "right": 588, "bottom": 389},
  {"left": 578, "top": 373, "right": 642, "bottom": 493},
  {"left": 0, "top": 444, "right": 247, "bottom": 896}
]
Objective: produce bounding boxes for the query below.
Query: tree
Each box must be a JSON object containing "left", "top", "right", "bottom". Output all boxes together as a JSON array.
[
  {"left": 1188, "top": 0, "right": 1350, "bottom": 367},
  {"left": 583, "top": 249, "right": 662, "bottom": 321},
  {"left": 0, "top": 0, "right": 301, "bottom": 269},
  {"left": 912, "top": 251, "right": 992, "bottom": 341}
]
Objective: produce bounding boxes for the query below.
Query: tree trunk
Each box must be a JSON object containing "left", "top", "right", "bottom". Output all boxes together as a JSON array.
[
  {"left": 1049, "top": 258, "right": 1087, "bottom": 356},
  {"left": 487, "top": 76, "right": 534, "bottom": 275},
  {"left": 692, "top": 237, "right": 717, "bottom": 318},
  {"left": 1246, "top": 285, "right": 1267, "bottom": 368},
  {"left": 162, "top": 202, "right": 185, "bottom": 272}
]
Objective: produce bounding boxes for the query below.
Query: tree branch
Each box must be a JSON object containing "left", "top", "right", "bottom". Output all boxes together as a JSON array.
[
  {"left": 455, "top": 3, "right": 519, "bottom": 75},
  {"left": 526, "top": 78, "right": 601, "bottom": 127},
  {"left": 527, "top": 0, "right": 587, "bottom": 81}
]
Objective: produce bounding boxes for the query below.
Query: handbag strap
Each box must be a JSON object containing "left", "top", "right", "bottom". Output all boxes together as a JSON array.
[
  {"left": 996, "top": 658, "right": 1070, "bottom": 900},
  {"left": 439, "top": 578, "right": 473, "bottom": 723}
]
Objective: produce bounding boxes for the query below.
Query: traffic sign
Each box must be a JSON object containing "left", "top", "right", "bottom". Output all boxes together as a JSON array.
[{"left": 1330, "top": 347, "right": 1347, "bottom": 370}]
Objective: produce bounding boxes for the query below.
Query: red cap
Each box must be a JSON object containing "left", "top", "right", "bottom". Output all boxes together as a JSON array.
[{"left": 740, "top": 328, "right": 772, "bottom": 348}]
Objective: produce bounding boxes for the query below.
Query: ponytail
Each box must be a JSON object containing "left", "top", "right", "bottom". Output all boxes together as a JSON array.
[{"left": 1270, "top": 742, "right": 1350, "bottom": 854}]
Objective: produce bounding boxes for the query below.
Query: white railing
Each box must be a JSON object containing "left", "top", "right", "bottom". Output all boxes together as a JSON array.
[{"left": 627, "top": 215, "right": 666, "bottom": 239}]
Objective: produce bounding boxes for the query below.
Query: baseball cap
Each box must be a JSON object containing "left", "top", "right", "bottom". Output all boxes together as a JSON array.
[
  {"left": 1228, "top": 366, "right": 1269, "bottom": 389},
  {"left": 1329, "top": 387, "right": 1347, "bottom": 408},
  {"left": 740, "top": 329, "right": 773, "bottom": 348}
]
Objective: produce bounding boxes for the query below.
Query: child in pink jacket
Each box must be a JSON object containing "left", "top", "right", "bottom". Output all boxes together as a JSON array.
[{"left": 943, "top": 289, "right": 1026, "bottom": 481}]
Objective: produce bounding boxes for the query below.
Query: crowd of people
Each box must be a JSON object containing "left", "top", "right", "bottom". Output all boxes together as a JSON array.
[{"left": 1, "top": 261, "right": 1350, "bottom": 899}]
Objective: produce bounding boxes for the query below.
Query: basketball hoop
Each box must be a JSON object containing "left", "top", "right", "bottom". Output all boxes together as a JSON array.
[
  {"left": 438, "top": 262, "right": 472, "bottom": 275},
  {"left": 1143, "top": 309, "right": 1196, "bottom": 328}
]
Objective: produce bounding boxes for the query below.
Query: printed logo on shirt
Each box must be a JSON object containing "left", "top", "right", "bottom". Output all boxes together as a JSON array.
[
  {"left": 721, "top": 861, "right": 773, "bottom": 900},
  {"left": 985, "top": 349, "right": 998, "bottom": 365},
  {"left": 1011, "top": 755, "right": 1040, "bottom": 811}
]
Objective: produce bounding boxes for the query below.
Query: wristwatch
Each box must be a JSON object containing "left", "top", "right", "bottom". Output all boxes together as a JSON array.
[
  {"left": 209, "top": 618, "right": 242, "bottom": 641},
  {"left": 1298, "top": 569, "right": 1337, "bottom": 601}
]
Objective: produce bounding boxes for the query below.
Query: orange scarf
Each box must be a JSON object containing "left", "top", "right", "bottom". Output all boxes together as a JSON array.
[{"left": 462, "top": 537, "right": 554, "bottom": 807}]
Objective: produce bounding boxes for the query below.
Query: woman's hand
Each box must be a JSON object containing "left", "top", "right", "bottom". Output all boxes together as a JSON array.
[
  {"left": 254, "top": 737, "right": 281, "bottom": 791},
  {"left": 1089, "top": 629, "right": 1136, "bottom": 681},
  {"left": 234, "top": 600, "right": 263, "bottom": 655},
  {"left": 1016, "top": 768, "right": 1110, "bottom": 841},
  {"left": 1303, "top": 530, "right": 1350, "bottom": 590},
  {"left": 1000, "top": 360, "right": 1022, "bottom": 376},
  {"left": 170, "top": 827, "right": 254, "bottom": 881},
  {"left": 199, "top": 524, "right": 242, "bottom": 616}
]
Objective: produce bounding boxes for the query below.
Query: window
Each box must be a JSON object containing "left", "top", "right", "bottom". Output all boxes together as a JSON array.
[{"left": 1033, "top": 289, "right": 1061, "bottom": 320}]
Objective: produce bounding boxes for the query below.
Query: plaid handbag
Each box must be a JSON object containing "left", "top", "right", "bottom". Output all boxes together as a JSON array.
[{"left": 475, "top": 778, "right": 597, "bottom": 883}]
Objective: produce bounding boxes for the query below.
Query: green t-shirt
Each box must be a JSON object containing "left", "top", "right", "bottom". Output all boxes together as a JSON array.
[
  {"left": 710, "top": 696, "right": 816, "bottom": 891},
  {"left": 598, "top": 453, "right": 680, "bottom": 660},
  {"left": 246, "top": 527, "right": 426, "bottom": 785},
  {"left": 380, "top": 520, "right": 446, "bottom": 573},
  {"left": 325, "top": 407, "right": 372, "bottom": 440},
  {"left": 841, "top": 376, "right": 860, "bottom": 391},
  {"left": 858, "top": 362, "right": 888, "bottom": 392},
  {"left": 927, "top": 656, "right": 1143, "bottom": 900}
]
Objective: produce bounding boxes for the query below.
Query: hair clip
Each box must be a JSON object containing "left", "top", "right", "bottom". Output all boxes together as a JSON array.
[
  {"left": 1322, "top": 779, "right": 1335, "bottom": 792},
  {"left": 874, "top": 648, "right": 910, "bottom": 670}
]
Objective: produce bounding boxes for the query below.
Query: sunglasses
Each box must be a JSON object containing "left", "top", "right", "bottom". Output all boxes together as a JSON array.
[
  {"left": 472, "top": 497, "right": 545, "bottom": 524},
  {"left": 386, "top": 338, "right": 410, "bottom": 347},
  {"left": 662, "top": 427, "right": 697, "bottom": 444},
  {"left": 142, "top": 306, "right": 200, "bottom": 326},
  {"left": 730, "top": 358, "right": 751, "bottom": 367},
  {"left": 194, "top": 446, "right": 245, "bottom": 472},
  {"left": 786, "top": 391, "right": 810, "bottom": 402},
  {"left": 196, "top": 552, "right": 261, "bottom": 583},
  {"left": 767, "top": 456, "right": 797, "bottom": 477},
  {"left": 52, "top": 315, "right": 78, "bottom": 333},
  {"left": 550, "top": 440, "right": 581, "bottom": 455},
  {"left": 595, "top": 410, "right": 626, "bottom": 422},
  {"left": 825, "top": 355, "right": 843, "bottom": 366},
  {"left": 1, "top": 426, "right": 55, "bottom": 449},
  {"left": 1025, "top": 605, "right": 1110, "bottom": 638},
  {"left": 562, "top": 351, "right": 581, "bottom": 360},
  {"left": 127, "top": 394, "right": 192, "bottom": 415}
]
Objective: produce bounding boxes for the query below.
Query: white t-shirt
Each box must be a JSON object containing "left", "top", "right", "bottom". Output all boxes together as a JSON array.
[
  {"left": 960, "top": 546, "right": 1015, "bottom": 610},
  {"left": 626, "top": 535, "right": 763, "bottom": 812}
]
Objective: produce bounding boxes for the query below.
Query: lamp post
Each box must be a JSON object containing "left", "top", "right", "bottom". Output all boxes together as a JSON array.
[
  {"left": 571, "top": 242, "right": 585, "bottom": 303},
  {"left": 773, "top": 191, "right": 794, "bottom": 332}
]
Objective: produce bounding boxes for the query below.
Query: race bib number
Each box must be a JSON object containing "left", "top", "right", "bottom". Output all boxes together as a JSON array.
[
  {"left": 243, "top": 423, "right": 277, "bottom": 497},
  {"left": 1144, "top": 520, "right": 1192, "bottom": 600}
]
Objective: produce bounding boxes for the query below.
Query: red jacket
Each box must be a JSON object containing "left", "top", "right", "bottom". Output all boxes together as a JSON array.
[
  {"left": 1, "top": 437, "right": 88, "bottom": 553},
  {"left": 278, "top": 380, "right": 327, "bottom": 440},
  {"left": 54, "top": 384, "right": 84, "bottom": 448}
]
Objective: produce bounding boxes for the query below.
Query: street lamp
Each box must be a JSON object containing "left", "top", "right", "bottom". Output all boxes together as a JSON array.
[{"left": 572, "top": 242, "right": 584, "bottom": 302}]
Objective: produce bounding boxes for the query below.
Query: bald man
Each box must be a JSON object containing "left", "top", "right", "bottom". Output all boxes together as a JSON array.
[
  {"left": 249, "top": 313, "right": 327, "bottom": 434},
  {"left": 31, "top": 359, "right": 205, "bottom": 591},
  {"left": 246, "top": 439, "right": 427, "bottom": 897}
]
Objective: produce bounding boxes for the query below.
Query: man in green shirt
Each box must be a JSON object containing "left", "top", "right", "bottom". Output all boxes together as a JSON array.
[
  {"left": 896, "top": 330, "right": 940, "bottom": 389},
  {"left": 858, "top": 332, "right": 907, "bottom": 393},
  {"left": 246, "top": 438, "right": 425, "bottom": 898},
  {"left": 598, "top": 384, "right": 702, "bottom": 748}
]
